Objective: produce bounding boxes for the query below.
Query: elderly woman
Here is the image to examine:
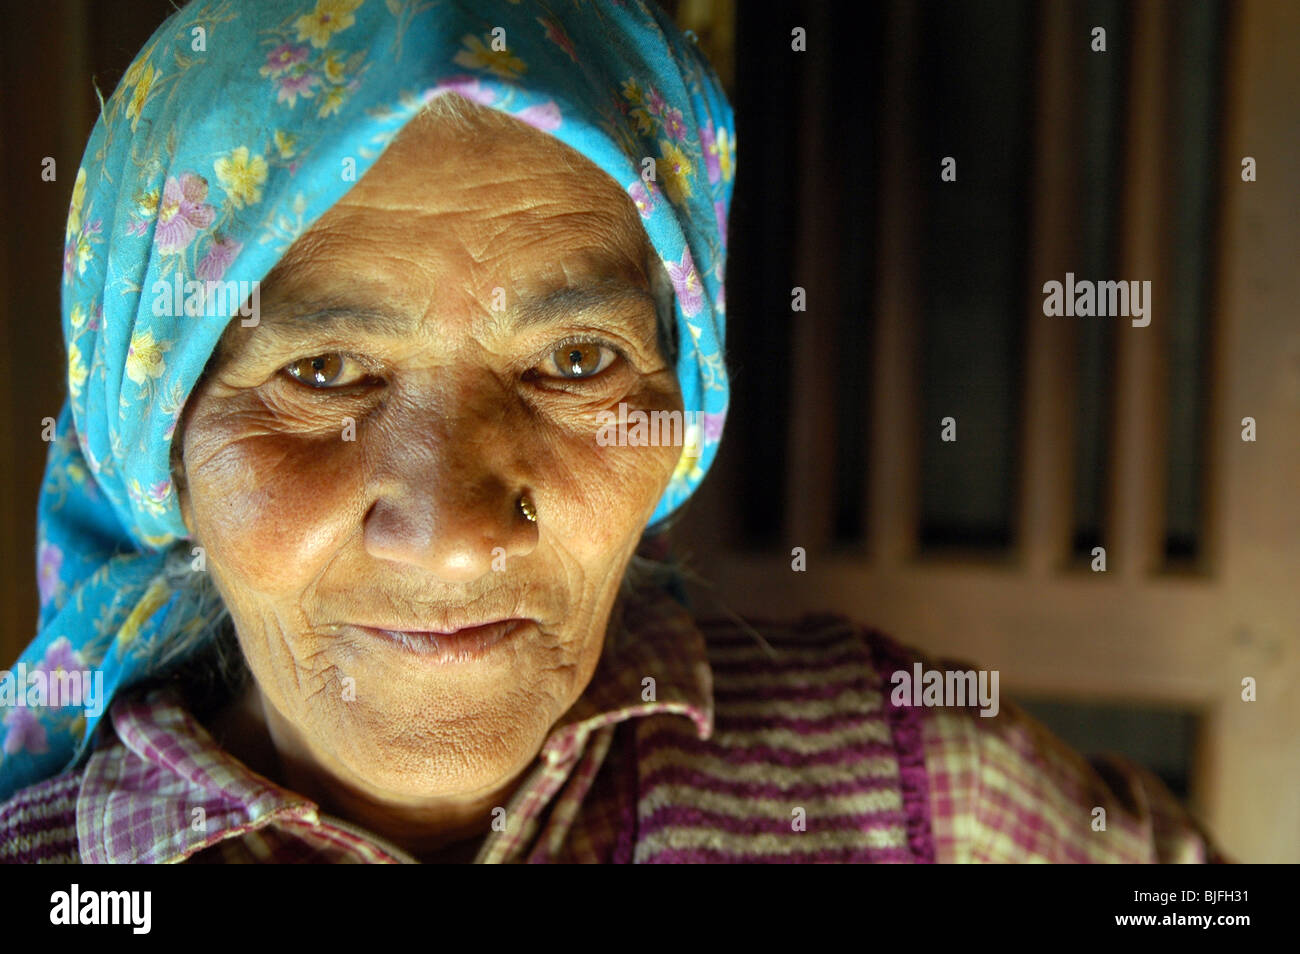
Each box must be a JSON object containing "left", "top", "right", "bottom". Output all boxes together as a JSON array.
[{"left": 1, "top": 0, "right": 1224, "bottom": 864}]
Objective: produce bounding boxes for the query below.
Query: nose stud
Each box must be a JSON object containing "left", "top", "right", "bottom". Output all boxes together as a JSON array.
[{"left": 518, "top": 494, "right": 537, "bottom": 524}]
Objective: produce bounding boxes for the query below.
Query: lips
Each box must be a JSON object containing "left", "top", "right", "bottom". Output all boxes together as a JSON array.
[
  {"left": 352, "top": 615, "right": 517, "bottom": 635},
  {"left": 350, "top": 618, "right": 531, "bottom": 663}
]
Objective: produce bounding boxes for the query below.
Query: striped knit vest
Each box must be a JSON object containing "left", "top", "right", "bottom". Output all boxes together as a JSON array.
[{"left": 623, "top": 615, "right": 934, "bottom": 863}]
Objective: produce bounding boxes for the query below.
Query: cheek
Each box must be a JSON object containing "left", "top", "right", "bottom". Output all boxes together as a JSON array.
[
  {"left": 549, "top": 443, "right": 677, "bottom": 555},
  {"left": 536, "top": 393, "right": 682, "bottom": 560},
  {"left": 188, "top": 432, "right": 363, "bottom": 596}
]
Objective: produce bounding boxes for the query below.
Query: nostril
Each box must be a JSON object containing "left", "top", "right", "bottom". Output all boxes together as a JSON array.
[{"left": 363, "top": 482, "right": 537, "bottom": 582}]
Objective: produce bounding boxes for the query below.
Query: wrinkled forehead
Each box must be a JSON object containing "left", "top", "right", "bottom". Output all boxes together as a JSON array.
[
  {"left": 319, "top": 95, "right": 652, "bottom": 231},
  {"left": 304, "top": 101, "right": 650, "bottom": 280},
  {"left": 212, "top": 97, "right": 663, "bottom": 361}
]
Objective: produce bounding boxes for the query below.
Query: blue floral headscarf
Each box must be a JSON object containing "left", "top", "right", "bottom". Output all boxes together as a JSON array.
[{"left": 0, "top": 0, "right": 733, "bottom": 801}]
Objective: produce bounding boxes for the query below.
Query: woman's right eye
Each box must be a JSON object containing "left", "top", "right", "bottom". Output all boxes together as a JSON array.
[{"left": 282, "top": 353, "right": 365, "bottom": 388}]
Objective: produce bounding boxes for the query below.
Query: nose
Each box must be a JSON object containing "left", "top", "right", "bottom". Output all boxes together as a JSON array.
[{"left": 361, "top": 384, "right": 538, "bottom": 583}]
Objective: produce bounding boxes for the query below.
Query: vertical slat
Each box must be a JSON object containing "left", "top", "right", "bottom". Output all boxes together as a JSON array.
[
  {"left": 866, "top": 0, "right": 921, "bottom": 566},
  {"left": 1108, "top": 0, "right": 1171, "bottom": 580},
  {"left": 1019, "top": 0, "right": 1080, "bottom": 576},
  {"left": 784, "top": 0, "right": 839, "bottom": 551},
  {"left": 1194, "top": 0, "right": 1300, "bottom": 862}
]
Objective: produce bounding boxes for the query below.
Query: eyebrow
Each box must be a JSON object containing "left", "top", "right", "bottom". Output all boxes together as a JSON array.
[
  {"left": 511, "top": 279, "right": 658, "bottom": 332},
  {"left": 237, "top": 278, "right": 658, "bottom": 350}
]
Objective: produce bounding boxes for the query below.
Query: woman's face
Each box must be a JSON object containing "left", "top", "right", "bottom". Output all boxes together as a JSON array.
[{"left": 176, "top": 102, "right": 683, "bottom": 804}]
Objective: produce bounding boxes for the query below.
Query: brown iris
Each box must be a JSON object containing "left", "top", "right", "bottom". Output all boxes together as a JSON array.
[
  {"left": 285, "top": 353, "right": 344, "bottom": 387},
  {"left": 553, "top": 342, "right": 603, "bottom": 378}
]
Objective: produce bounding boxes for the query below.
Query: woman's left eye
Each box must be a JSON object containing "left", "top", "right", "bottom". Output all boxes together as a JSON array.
[
  {"left": 281, "top": 353, "right": 367, "bottom": 388},
  {"left": 541, "top": 341, "right": 617, "bottom": 380}
]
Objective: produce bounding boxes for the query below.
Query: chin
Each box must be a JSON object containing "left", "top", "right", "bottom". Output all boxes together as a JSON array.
[{"left": 312, "top": 690, "right": 552, "bottom": 800}]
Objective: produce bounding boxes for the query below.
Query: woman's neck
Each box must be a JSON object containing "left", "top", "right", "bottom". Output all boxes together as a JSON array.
[{"left": 201, "top": 681, "right": 524, "bottom": 861}]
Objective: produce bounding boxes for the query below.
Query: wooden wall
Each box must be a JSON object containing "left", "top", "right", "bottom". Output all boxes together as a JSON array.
[{"left": 675, "top": 0, "right": 1300, "bottom": 863}]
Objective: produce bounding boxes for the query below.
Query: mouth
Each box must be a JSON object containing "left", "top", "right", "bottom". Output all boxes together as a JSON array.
[{"left": 348, "top": 618, "right": 532, "bottom": 664}]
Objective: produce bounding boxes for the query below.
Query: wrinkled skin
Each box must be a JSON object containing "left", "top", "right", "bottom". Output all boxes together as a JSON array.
[{"left": 176, "top": 98, "right": 683, "bottom": 861}]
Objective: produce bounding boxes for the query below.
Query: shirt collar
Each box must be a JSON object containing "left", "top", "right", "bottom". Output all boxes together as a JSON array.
[
  {"left": 77, "top": 686, "right": 320, "bottom": 864},
  {"left": 541, "top": 584, "right": 714, "bottom": 763},
  {"left": 78, "top": 584, "right": 713, "bottom": 863}
]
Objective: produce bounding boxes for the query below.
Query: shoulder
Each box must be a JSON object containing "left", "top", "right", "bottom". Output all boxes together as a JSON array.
[
  {"left": 630, "top": 612, "right": 935, "bottom": 862},
  {"left": 694, "top": 612, "right": 918, "bottom": 736},
  {"left": 697, "top": 611, "right": 911, "bottom": 689},
  {"left": 900, "top": 647, "right": 1228, "bottom": 863},
  {"left": 0, "top": 767, "right": 85, "bottom": 864},
  {"left": 655, "top": 613, "right": 1226, "bottom": 863}
]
